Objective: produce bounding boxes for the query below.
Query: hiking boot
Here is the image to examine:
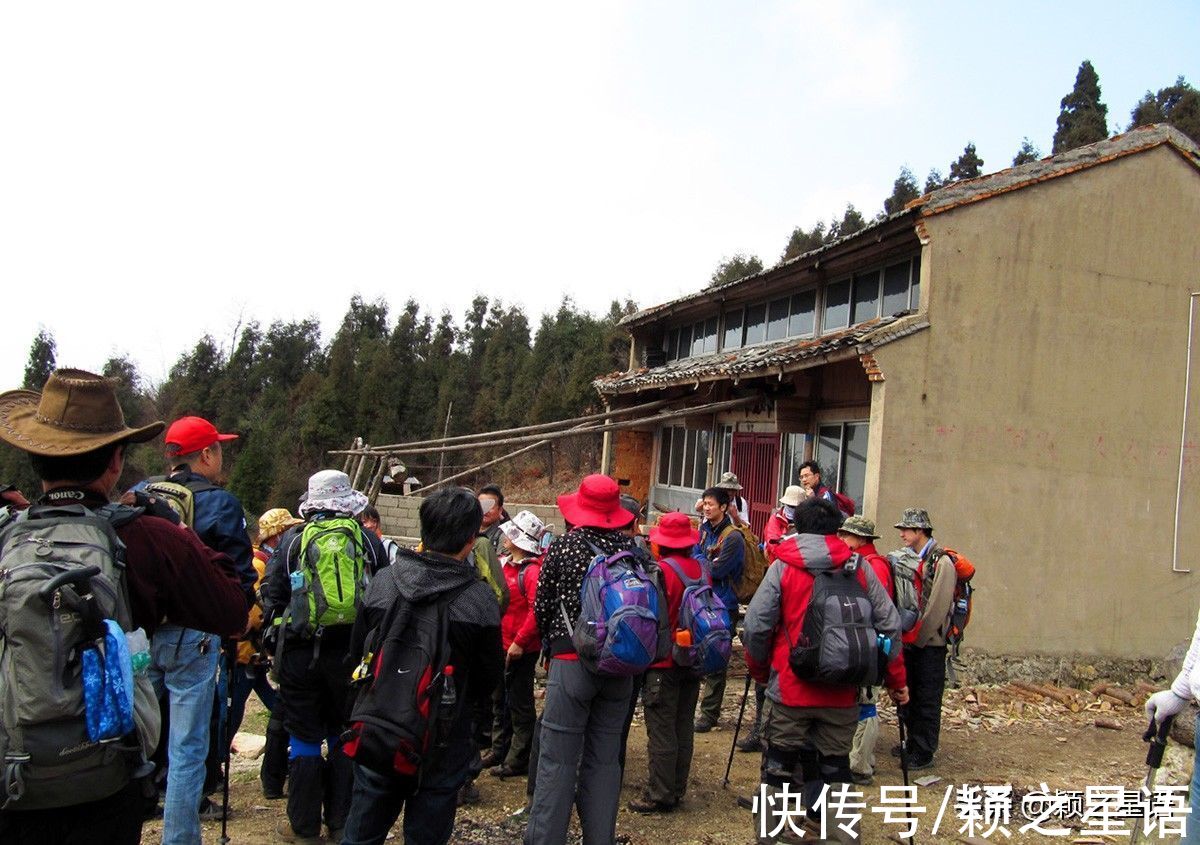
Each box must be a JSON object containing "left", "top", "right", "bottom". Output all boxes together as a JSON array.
[
  {"left": 479, "top": 751, "right": 502, "bottom": 769},
  {"left": 736, "top": 725, "right": 762, "bottom": 752},
  {"left": 907, "top": 755, "right": 934, "bottom": 771},
  {"left": 197, "top": 797, "right": 228, "bottom": 821},
  {"left": 488, "top": 763, "right": 527, "bottom": 779},
  {"left": 456, "top": 782, "right": 481, "bottom": 806},
  {"left": 850, "top": 771, "right": 874, "bottom": 786},
  {"left": 276, "top": 820, "right": 324, "bottom": 844},
  {"left": 694, "top": 715, "right": 717, "bottom": 733},
  {"left": 628, "top": 796, "right": 675, "bottom": 814}
]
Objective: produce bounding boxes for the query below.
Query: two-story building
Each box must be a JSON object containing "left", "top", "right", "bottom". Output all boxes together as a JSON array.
[{"left": 595, "top": 124, "right": 1200, "bottom": 659}]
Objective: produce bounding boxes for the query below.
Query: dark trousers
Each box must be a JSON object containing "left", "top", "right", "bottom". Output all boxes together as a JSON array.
[
  {"left": 0, "top": 777, "right": 148, "bottom": 845},
  {"left": 618, "top": 672, "right": 644, "bottom": 777},
  {"left": 279, "top": 641, "right": 355, "bottom": 836},
  {"left": 491, "top": 653, "right": 538, "bottom": 770},
  {"left": 903, "top": 644, "right": 947, "bottom": 760},
  {"left": 642, "top": 667, "right": 701, "bottom": 805},
  {"left": 342, "top": 731, "right": 474, "bottom": 845},
  {"left": 698, "top": 608, "right": 739, "bottom": 722}
]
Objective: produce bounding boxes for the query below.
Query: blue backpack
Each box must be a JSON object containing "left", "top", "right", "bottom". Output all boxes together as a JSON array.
[
  {"left": 565, "top": 540, "right": 667, "bottom": 676},
  {"left": 660, "top": 556, "right": 732, "bottom": 676}
]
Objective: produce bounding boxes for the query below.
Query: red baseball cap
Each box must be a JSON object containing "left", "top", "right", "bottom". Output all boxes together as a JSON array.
[{"left": 164, "top": 416, "right": 238, "bottom": 454}]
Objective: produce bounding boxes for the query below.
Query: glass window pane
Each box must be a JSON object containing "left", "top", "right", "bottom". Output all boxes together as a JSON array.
[
  {"left": 703, "top": 317, "right": 718, "bottom": 353},
  {"left": 723, "top": 309, "right": 744, "bottom": 350},
  {"left": 910, "top": 253, "right": 921, "bottom": 309},
  {"left": 669, "top": 427, "right": 685, "bottom": 486},
  {"left": 717, "top": 426, "right": 733, "bottom": 474},
  {"left": 840, "top": 423, "right": 869, "bottom": 514},
  {"left": 815, "top": 424, "right": 843, "bottom": 491},
  {"left": 681, "top": 430, "right": 697, "bottom": 489},
  {"left": 882, "top": 261, "right": 911, "bottom": 317},
  {"left": 779, "top": 432, "right": 805, "bottom": 494},
  {"left": 658, "top": 429, "right": 672, "bottom": 485},
  {"left": 692, "top": 322, "right": 705, "bottom": 357},
  {"left": 789, "top": 290, "right": 815, "bottom": 337},
  {"left": 693, "top": 429, "right": 711, "bottom": 489},
  {"left": 767, "top": 297, "right": 790, "bottom": 341},
  {"left": 677, "top": 324, "right": 692, "bottom": 360},
  {"left": 666, "top": 328, "right": 678, "bottom": 361},
  {"left": 851, "top": 270, "right": 881, "bottom": 325},
  {"left": 744, "top": 303, "right": 767, "bottom": 346},
  {"left": 823, "top": 279, "right": 851, "bottom": 331}
]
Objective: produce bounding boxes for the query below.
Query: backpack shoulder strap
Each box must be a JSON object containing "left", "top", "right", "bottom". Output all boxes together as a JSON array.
[{"left": 659, "top": 555, "right": 698, "bottom": 589}]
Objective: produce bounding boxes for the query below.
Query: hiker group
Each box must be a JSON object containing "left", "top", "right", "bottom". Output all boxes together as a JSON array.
[{"left": 0, "top": 368, "right": 981, "bottom": 845}]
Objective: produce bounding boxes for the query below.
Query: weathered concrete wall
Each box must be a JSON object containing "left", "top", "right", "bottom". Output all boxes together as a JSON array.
[
  {"left": 375, "top": 494, "right": 565, "bottom": 540},
  {"left": 869, "top": 146, "right": 1200, "bottom": 657}
]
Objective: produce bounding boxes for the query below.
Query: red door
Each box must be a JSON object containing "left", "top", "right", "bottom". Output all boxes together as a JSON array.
[{"left": 731, "top": 432, "right": 781, "bottom": 538}]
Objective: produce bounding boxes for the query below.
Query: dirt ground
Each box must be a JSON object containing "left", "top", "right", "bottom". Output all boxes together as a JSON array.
[{"left": 139, "top": 673, "right": 1188, "bottom": 845}]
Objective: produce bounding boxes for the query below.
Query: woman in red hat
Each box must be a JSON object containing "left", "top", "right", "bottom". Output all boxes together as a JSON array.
[
  {"left": 628, "top": 512, "right": 707, "bottom": 815},
  {"left": 526, "top": 474, "right": 640, "bottom": 845}
]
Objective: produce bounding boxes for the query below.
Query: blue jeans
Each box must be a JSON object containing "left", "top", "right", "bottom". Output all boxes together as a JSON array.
[
  {"left": 342, "top": 734, "right": 472, "bottom": 845},
  {"left": 1186, "top": 712, "right": 1200, "bottom": 845},
  {"left": 229, "top": 663, "right": 278, "bottom": 739},
  {"left": 148, "top": 626, "right": 220, "bottom": 845}
]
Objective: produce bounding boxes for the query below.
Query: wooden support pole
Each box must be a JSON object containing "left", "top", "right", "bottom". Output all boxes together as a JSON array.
[
  {"left": 351, "top": 397, "right": 676, "bottom": 453},
  {"left": 330, "top": 395, "right": 761, "bottom": 459},
  {"left": 408, "top": 434, "right": 567, "bottom": 497}
]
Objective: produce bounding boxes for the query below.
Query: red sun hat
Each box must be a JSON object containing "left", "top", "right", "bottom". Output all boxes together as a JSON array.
[
  {"left": 556, "top": 474, "right": 635, "bottom": 530},
  {"left": 649, "top": 511, "right": 700, "bottom": 549},
  {"left": 164, "top": 416, "right": 238, "bottom": 454}
]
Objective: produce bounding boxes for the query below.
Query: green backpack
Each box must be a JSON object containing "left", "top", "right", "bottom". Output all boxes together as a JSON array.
[{"left": 286, "top": 517, "right": 367, "bottom": 635}]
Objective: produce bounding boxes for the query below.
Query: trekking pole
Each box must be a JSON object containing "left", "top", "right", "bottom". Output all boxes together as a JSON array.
[
  {"left": 220, "top": 651, "right": 235, "bottom": 845},
  {"left": 1130, "top": 715, "right": 1174, "bottom": 845},
  {"left": 896, "top": 704, "right": 915, "bottom": 845},
  {"left": 723, "top": 673, "right": 754, "bottom": 789}
]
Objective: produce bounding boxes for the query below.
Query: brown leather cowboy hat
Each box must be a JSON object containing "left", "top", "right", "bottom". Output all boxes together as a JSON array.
[{"left": 0, "top": 368, "right": 165, "bottom": 456}]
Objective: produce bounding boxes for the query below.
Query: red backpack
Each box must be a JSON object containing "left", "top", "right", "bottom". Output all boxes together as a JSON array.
[{"left": 831, "top": 491, "right": 855, "bottom": 518}]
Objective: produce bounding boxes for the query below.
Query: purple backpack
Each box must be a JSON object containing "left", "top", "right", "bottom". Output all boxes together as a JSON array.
[
  {"left": 563, "top": 540, "right": 667, "bottom": 676},
  {"left": 660, "top": 557, "right": 732, "bottom": 676}
]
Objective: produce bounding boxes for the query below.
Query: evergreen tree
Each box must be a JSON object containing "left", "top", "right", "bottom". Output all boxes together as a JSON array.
[
  {"left": 924, "top": 169, "right": 945, "bottom": 194},
  {"left": 1012, "top": 138, "right": 1041, "bottom": 166},
  {"left": 948, "top": 143, "right": 984, "bottom": 181},
  {"left": 781, "top": 222, "right": 827, "bottom": 261},
  {"left": 883, "top": 167, "right": 921, "bottom": 215},
  {"left": 1129, "top": 77, "right": 1200, "bottom": 144},
  {"left": 708, "top": 254, "right": 764, "bottom": 288},
  {"left": 22, "top": 329, "right": 56, "bottom": 390},
  {"left": 827, "top": 204, "right": 866, "bottom": 240},
  {"left": 1052, "top": 60, "right": 1109, "bottom": 154}
]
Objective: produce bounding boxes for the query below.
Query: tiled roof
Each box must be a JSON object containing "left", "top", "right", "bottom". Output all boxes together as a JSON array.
[
  {"left": 619, "top": 124, "right": 1199, "bottom": 331},
  {"left": 594, "top": 313, "right": 929, "bottom": 395},
  {"left": 919, "top": 123, "right": 1200, "bottom": 218}
]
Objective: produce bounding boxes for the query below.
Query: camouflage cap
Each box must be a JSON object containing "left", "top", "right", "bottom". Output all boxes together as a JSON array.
[
  {"left": 894, "top": 507, "right": 933, "bottom": 531},
  {"left": 838, "top": 515, "right": 879, "bottom": 539}
]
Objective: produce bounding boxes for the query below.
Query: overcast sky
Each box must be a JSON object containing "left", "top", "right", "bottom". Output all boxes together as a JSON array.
[{"left": 2, "top": 2, "right": 1197, "bottom": 389}]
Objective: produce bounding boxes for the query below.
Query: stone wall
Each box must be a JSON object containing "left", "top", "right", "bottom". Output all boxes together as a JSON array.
[{"left": 375, "top": 493, "right": 564, "bottom": 541}]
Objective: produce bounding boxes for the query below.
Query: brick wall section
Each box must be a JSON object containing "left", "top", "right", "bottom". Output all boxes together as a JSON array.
[
  {"left": 612, "top": 430, "right": 654, "bottom": 509},
  {"left": 376, "top": 494, "right": 565, "bottom": 540}
]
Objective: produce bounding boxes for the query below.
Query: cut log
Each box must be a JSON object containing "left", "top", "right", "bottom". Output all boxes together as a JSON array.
[
  {"left": 1089, "top": 682, "right": 1110, "bottom": 696},
  {"left": 1094, "top": 717, "right": 1123, "bottom": 731},
  {"left": 1103, "top": 687, "right": 1135, "bottom": 705},
  {"left": 1012, "top": 681, "right": 1074, "bottom": 705}
]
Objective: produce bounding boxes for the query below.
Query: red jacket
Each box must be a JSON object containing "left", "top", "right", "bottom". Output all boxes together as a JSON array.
[
  {"left": 501, "top": 555, "right": 541, "bottom": 653},
  {"left": 651, "top": 553, "right": 707, "bottom": 669},
  {"left": 857, "top": 542, "right": 895, "bottom": 600},
  {"left": 763, "top": 509, "right": 790, "bottom": 563},
  {"left": 742, "top": 533, "right": 905, "bottom": 708}
]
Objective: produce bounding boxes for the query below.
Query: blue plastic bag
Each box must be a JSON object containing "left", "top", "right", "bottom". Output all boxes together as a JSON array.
[{"left": 81, "top": 619, "right": 135, "bottom": 742}]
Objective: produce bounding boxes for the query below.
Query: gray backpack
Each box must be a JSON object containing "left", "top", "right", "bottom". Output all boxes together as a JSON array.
[
  {"left": 0, "top": 503, "right": 159, "bottom": 810},
  {"left": 887, "top": 547, "right": 922, "bottom": 633}
]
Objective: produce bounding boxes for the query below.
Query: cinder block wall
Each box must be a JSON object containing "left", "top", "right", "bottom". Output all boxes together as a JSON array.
[{"left": 376, "top": 494, "right": 564, "bottom": 541}]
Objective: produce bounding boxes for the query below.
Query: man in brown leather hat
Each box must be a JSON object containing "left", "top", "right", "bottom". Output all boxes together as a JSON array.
[{"left": 0, "top": 368, "right": 247, "bottom": 845}]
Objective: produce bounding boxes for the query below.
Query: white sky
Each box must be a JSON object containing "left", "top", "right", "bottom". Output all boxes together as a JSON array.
[{"left": 2, "top": 1, "right": 1197, "bottom": 388}]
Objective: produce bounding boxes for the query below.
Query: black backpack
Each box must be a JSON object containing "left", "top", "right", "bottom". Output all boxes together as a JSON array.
[
  {"left": 342, "top": 580, "right": 471, "bottom": 780},
  {"left": 785, "top": 555, "right": 887, "bottom": 687}
]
